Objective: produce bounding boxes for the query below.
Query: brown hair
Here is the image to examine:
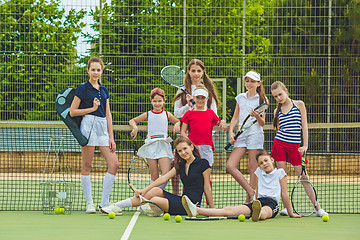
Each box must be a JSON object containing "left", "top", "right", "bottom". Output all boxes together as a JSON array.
[
  {"left": 173, "top": 137, "right": 201, "bottom": 172},
  {"left": 150, "top": 87, "right": 166, "bottom": 101},
  {"left": 173, "top": 59, "right": 219, "bottom": 109},
  {"left": 255, "top": 149, "right": 271, "bottom": 162},
  {"left": 87, "top": 57, "right": 104, "bottom": 70},
  {"left": 271, "top": 81, "right": 288, "bottom": 131}
]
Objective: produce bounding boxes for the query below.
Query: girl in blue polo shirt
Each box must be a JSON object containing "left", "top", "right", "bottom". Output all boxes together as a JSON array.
[{"left": 70, "top": 57, "right": 119, "bottom": 214}]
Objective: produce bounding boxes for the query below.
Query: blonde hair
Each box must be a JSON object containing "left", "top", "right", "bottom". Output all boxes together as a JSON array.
[{"left": 271, "top": 81, "right": 288, "bottom": 131}]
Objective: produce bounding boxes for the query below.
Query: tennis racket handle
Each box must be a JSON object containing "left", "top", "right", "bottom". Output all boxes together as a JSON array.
[
  {"left": 224, "top": 131, "right": 241, "bottom": 150},
  {"left": 129, "top": 183, "right": 137, "bottom": 192},
  {"left": 180, "top": 89, "right": 195, "bottom": 105}
]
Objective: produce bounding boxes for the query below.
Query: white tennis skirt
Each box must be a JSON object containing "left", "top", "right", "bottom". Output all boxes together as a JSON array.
[
  {"left": 80, "top": 115, "right": 109, "bottom": 146},
  {"left": 137, "top": 137, "right": 174, "bottom": 160}
]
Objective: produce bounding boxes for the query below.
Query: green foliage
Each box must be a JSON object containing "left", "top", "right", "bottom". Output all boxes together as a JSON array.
[{"left": 0, "top": 0, "right": 86, "bottom": 120}]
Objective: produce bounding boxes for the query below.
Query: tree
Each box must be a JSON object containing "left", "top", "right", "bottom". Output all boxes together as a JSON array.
[
  {"left": 0, "top": 0, "right": 86, "bottom": 120},
  {"left": 87, "top": 0, "right": 271, "bottom": 123}
]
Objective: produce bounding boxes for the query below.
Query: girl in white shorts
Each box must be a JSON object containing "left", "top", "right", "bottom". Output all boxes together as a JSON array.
[{"left": 226, "top": 71, "right": 268, "bottom": 203}]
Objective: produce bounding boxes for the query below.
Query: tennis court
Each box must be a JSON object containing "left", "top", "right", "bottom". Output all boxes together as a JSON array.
[
  {"left": 1, "top": 211, "right": 359, "bottom": 240},
  {"left": 1, "top": 0, "right": 360, "bottom": 239}
]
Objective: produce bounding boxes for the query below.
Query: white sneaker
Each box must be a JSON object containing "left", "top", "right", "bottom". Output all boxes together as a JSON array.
[
  {"left": 316, "top": 209, "right": 328, "bottom": 217},
  {"left": 100, "top": 203, "right": 122, "bottom": 216},
  {"left": 182, "top": 195, "right": 198, "bottom": 217},
  {"left": 251, "top": 200, "right": 262, "bottom": 222},
  {"left": 86, "top": 202, "right": 96, "bottom": 214},
  {"left": 280, "top": 208, "right": 288, "bottom": 216}
]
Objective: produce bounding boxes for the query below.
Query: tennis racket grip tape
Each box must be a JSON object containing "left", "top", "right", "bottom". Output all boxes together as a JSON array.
[
  {"left": 224, "top": 131, "right": 242, "bottom": 150},
  {"left": 180, "top": 89, "right": 195, "bottom": 105},
  {"left": 129, "top": 183, "right": 137, "bottom": 192}
]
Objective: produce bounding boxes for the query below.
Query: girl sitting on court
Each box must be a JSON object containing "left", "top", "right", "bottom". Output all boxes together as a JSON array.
[
  {"left": 100, "top": 137, "right": 214, "bottom": 215},
  {"left": 270, "top": 81, "right": 328, "bottom": 217},
  {"left": 128, "top": 88, "right": 180, "bottom": 191},
  {"left": 182, "top": 149, "right": 302, "bottom": 222}
]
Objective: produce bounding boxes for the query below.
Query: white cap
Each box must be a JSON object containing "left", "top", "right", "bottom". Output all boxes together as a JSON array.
[
  {"left": 193, "top": 88, "right": 209, "bottom": 98},
  {"left": 243, "top": 71, "right": 261, "bottom": 82}
]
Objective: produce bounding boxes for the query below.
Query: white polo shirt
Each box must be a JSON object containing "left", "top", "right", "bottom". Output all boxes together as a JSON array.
[
  {"left": 235, "top": 92, "right": 263, "bottom": 137},
  {"left": 255, "top": 167, "right": 286, "bottom": 204}
]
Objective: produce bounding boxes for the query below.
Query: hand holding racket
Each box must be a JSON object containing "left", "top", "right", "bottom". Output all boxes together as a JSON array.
[
  {"left": 129, "top": 183, "right": 164, "bottom": 217},
  {"left": 160, "top": 65, "right": 195, "bottom": 105},
  {"left": 290, "top": 155, "right": 318, "bottom": 216},
  {"left": 225, "top": 103, "right": 268, "bottom": 150}
]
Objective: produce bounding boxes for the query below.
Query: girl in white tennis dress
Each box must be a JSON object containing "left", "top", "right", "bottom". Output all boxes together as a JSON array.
[{"left": 129, "top": 88, "right": 180, "bottom": 189}]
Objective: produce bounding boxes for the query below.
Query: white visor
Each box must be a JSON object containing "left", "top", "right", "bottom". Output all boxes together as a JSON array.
[
  {"left": 193, "top": 89, "right": 209, "bottom": 98},
  {"left": 243, "top": 71, "right": 261, "bottom": 82}
]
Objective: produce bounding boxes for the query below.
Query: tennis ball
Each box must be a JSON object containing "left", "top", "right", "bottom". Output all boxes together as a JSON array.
[
  {"left": 163, "top": 213, "right": 171, "bottom": 220},
  {"left": 60, "top": 208, "right": 65, "bottom": 214},
  {"left": 54, "top": 208, "right": 60, "bottom": 214},
  {"left": 109, "top": 212, "right": 116, "bottom": 219},
  {"left": 322, "top": 215, "right": 329, "bottom": 222},
  {"left": 238, "top": 214, "right": 246, "bottom": 222},
  {"left": 175, "top": 215, "right": 182, "bottom": 223}
]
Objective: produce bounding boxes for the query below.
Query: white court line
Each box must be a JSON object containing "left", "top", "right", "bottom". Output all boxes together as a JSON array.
[{"left": 120, "top": 209, "right": 141, "bottom": 240}]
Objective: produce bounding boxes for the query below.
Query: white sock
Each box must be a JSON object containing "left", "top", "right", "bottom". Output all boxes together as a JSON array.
[
  {"left": 100, "top": 172, "right": 116, "bottom": 207},
  {"left": 81, "top": 175, "right": 93, "bottom": 203},
  {"left": 115, "top": 198, "right": 133, "bottom": 208}
]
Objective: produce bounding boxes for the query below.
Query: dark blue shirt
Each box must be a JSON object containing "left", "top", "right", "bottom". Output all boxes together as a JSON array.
[
  {"left": 179, "top": 156, "right": 210, "bottom": 204},
  {"left": 75, "top": 80, "right": 109, "bottom": 117}
]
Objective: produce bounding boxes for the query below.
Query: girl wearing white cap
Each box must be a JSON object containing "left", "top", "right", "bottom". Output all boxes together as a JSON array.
[
  {"left": 226, "top": 71, "right": 268, "bottom": 203},
  {"left": 180, "top": 85, "right": 223, "bottom": 168}
]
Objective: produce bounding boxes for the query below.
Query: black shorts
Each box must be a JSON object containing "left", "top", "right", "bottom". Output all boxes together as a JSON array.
[{"left": 245, "top": 197, "right": 279, "bottom": 218}]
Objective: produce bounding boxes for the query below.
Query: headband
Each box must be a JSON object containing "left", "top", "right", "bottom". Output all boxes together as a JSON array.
[{"left": 151, "top": 88, "right": 165, "bottom": 97}]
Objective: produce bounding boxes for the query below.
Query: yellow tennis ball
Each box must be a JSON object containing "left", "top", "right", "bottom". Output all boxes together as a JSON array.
[
  {"left": 109, "top": 212, "right": 116, "bottom": 219},
  {"left": 175, "top": 215, "right": 182, "bottom": 223},
  {"left": 163, "top": 213, "right": 171, "bottom": 220},
  {"left": 238, "top": 214, "right": 246, "bottom": 222},
  {"left": 60, "top": 208, "right": 65, "bottom": 214},
  {"left": 54, "top": 208, "right": 60, "bottom": 214},
  {"left": 322, "top": 215, "right": 329, "bottom": 222}
]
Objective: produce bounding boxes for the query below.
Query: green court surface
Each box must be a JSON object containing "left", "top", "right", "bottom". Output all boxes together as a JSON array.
[{"left": 1, "top": 211, "right": 359, "bottom": 240}]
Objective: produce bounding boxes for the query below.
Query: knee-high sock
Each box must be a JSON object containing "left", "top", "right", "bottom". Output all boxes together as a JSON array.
[
  {"left": 81, "top": 175, "right": 93, "bottom": 203},
  {"left": 101, "top": 172, "right": 116, "bottom": 207},
  {"left": 115, "top": 198, "right": 133, "bottom": 208}
]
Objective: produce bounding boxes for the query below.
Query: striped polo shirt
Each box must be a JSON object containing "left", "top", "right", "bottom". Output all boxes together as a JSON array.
[{"left": 274, "top": 102, "right": 302, "bottom": 144}]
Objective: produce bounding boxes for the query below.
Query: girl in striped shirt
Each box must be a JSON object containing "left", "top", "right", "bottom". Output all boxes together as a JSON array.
[{"left": 270, "top": 81, "right": 328, "bottom": 217}]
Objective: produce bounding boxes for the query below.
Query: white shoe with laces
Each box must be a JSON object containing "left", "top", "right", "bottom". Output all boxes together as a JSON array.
[
  {"left": 280, "top": 208, "right": 288, "bottom": 216},
  {"left": 182, "top": 195, "right": 198, "bottom": 217},
  {"left": 100, "top": 203, "right": 122, "bottom": 216},
  {"left": 86, "top": 202, "right": 96, "bottom": 214},
  {"left": 316, "top": 209, "right": 328, "bottom": 217}
]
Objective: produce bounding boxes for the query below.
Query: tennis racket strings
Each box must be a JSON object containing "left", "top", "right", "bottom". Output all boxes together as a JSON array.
[{"left": 160, "top": 65, "right": 186, "bottom": 87}]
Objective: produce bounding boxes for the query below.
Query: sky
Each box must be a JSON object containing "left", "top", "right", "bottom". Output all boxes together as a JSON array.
[{"left": 59, "top": 0, "right": 103, "bottom": 56}]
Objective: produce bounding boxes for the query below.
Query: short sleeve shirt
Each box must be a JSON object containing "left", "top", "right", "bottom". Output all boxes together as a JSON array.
[
  {"left": 255, "top": 167, "right": 286, "bottom": 204},
  {"left": 179, "top": 157, "right": 210, "bottom": 204},
  {"left": 180, "top": 109, "right": 219, "bottom": 150},
  {"left": 75, "top": 80, "right": 109, "bottom": 117},
  {"left": 235, "top": 92, "right": 263, "bottom": 137}
]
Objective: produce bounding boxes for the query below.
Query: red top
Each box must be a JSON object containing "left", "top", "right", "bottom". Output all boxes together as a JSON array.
[{"left": 181, "top": 109, "right": 219, "bottom": 150}]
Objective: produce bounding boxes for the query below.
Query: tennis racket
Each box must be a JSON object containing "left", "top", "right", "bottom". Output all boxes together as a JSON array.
[
  {"left": 185, "top": 215, "right": 250, "bottom": 221},
  {"left": 291, "top": 155, "right": 318, "bottom": 217},
  {"left": 225, "top": 102, "right": 268, "bottom": 150},
  {"left": 129, "top": 183, "right": 164, "bottom": 217},
  {"left": 127, "top": 140, "right": 151, "bottom": 191},
  {"left": 160, "top": 65, "right": 195, "bottom": 105}
]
